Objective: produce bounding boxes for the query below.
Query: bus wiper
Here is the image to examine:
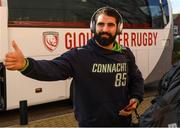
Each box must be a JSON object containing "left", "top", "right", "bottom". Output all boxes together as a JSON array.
[{"left": 159, "top": 0, "right": 167, "bottom": 25}]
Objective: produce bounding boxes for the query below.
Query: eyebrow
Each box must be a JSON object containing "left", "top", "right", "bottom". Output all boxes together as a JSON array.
[{"left": 97, "top": 22, "right": 116, "bottom": 26}]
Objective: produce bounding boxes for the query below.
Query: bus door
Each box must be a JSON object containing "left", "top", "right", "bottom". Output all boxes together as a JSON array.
[{"left": 0, "top": 0, "right": 8, "bottom": 111}]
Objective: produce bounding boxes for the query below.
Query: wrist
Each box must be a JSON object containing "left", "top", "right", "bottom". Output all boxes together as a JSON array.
[
  {"left": 130, "top": 98, "right": 140, "bottom": 108},
  {"left": 19, "top": 58, "right": 29, "bottom": 72}
]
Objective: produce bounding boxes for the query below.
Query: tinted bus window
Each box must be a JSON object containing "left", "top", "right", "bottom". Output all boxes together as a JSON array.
[
  {"left": 8, "top": 0, "right": 169, "bottom": 29},
  {"left": 147, "top": 0, "right": 169, "bottom": 28}
]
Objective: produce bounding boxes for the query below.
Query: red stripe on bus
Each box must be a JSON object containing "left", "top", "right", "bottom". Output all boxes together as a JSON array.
[
  {"left": 8, "top": 21, "right": 151, "bottom": 29},
  {"left": 123, "top": 23, "right": 151, "bottom": 28},
  {"left": 8, "top": 21, "right": 90, "bottom": 28}
]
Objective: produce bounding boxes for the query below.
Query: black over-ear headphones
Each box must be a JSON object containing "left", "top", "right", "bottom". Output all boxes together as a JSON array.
[{"left": 90, "top": 6, "right": 123, "bottom": 34}]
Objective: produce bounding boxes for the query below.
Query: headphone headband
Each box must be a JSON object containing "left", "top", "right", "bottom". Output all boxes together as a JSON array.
[{"left": 90, "top": 6, "right": 123, "bottom": 34}]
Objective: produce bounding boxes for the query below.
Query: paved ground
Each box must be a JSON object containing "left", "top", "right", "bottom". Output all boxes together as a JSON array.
[
  {"left": 0, "top": 100, "right": 73, "bottom": 127},
  {"left": 13, "top": 96, "right": 155, "bottom": 127}
]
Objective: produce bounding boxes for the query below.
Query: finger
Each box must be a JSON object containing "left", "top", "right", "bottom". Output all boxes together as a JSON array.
[
  {"left": 4, "top": 60, "right": 22, "bottom": 70},
  {"left": 4, "top": 60, "right": 19, "bottom": 70},
  {"left": 12, "top": 40, "right": 21, "bottom": 52},
  {"left": 132, "top": 102, "right": 137, "bottom": 109},
  {"left": 5, "top": 52, "right": 17, "bottom": 59},
  {"left": 4, "top": 57, "right": 17, "bottom": 63},
  {"left": 129, "top": 99, "right": 138, "bottom": 109},
  {"left": 128, "top": 103, "right": 137, "bottom": 110},
  {"left": 6, "top": 65, "right": 16, "bottom": 70},
  {"left": 119, "top": 110, "right": 132, "bottom": 116},
  {"left": 4, "top": 61, "right": 16, "bottom": 66},
  {"left": 4, "top": 62, "right": 15, "bottom": 69}
]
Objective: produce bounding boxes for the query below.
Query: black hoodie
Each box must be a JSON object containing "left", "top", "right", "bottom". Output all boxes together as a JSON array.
[{"left": 22, "top": 38, "right": 144, "bottom": 126}]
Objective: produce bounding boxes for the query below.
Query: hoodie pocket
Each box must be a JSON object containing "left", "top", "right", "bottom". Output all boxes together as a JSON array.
[{"left": 91, "top": 102, "right": 132, "bottom": 126}]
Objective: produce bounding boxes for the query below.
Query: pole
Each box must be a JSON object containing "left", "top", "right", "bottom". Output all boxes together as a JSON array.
[{"left": 19, "top": 100, "right": 28, "bottom": 125}]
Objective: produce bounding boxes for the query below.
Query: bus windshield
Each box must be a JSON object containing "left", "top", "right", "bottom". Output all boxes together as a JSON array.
[{"left": 8, "top": 0, "right": 169, "bottom": 28}]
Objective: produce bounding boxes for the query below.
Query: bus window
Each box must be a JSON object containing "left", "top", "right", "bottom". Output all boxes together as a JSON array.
[
  {"left": 162, "top": 0, "right": 170, "bottom": 24},
  {"left": 8, "top": 0, "right": 169, "bottom": 29},
  {"left": 146, "top": 0, "right": 169, "bottom": 28},
  {"left": 8, "top": 0, "right": 94, "bottom": 27},
  {"left": 112, "top": 0, "right": 169, "bottom": 29}
]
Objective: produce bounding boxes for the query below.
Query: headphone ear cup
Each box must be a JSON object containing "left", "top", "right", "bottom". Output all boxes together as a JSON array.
[
  {"left": 90, "top": 21, "right": 96, "bottom": 33},
  {"left": 117, "top": 22, "right": 123, "bottom": 34}
]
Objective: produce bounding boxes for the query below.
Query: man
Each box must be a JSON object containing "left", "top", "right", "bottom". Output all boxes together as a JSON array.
[{"left": 4, "top": 7, "right": 144, "bottom": 127}]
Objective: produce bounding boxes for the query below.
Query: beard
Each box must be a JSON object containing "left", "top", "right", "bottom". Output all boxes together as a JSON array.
[{"left": 94, "top": 32, "right": 117, "bottom": 46}]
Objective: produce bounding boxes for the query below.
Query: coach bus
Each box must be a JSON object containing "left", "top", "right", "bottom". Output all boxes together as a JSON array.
[{"left": 0, "top": 0, "right": 173, "bottom": 110}]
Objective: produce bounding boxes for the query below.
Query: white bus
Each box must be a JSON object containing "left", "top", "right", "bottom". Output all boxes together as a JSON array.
[{"left": 0, "top": 0, "right": 173, "bottom": 110}]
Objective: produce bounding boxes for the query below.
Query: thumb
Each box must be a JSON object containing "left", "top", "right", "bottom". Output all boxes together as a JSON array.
[{"left": 12, "top": 40, "right": 21, "bottom": 52}]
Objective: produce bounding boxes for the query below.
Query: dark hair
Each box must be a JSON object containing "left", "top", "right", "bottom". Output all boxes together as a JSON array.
[{"left": 94, "top": 7, "right": 120, "bottom": 25}]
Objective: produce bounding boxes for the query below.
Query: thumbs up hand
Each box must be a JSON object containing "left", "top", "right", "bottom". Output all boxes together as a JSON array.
[{"left": 4, "top": 40, "right": 26, "bottom": 70}]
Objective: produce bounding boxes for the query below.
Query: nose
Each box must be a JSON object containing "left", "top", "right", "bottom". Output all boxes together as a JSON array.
[{"left": 102, "top": 24, "right": 110, "bottom": 32}]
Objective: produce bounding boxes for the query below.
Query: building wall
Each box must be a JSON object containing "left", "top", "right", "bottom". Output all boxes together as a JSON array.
[{"left": 173, "top": 14, "right": 180, "bottom": 35}]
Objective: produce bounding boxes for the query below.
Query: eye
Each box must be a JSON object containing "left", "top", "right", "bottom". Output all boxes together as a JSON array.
[
  {"left": 107, "top": 23, "right": 115, "bottom": 27},
  {"left": 97, "top": 22, "right": 104, "bottom": 27}
]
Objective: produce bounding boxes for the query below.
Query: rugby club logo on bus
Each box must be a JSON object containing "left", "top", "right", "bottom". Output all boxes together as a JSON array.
[{"left": 43, "top": 31, "right": 59, "bottom": 52}]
